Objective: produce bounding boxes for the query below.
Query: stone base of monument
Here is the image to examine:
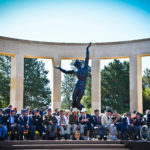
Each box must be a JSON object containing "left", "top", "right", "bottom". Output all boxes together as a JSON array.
[{"left": 0, "top": 140, "right": 150, "bottom": 150}]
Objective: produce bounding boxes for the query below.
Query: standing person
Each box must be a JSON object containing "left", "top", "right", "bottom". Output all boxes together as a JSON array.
[
  {"left": 18, "top": 109, "right": 35, "bottom": 140},
  {"left": 0, "top": 108, "right": 7, "bottom": 140},
  {"left": 79, "top": 108, "right": 93, "bottom": 140},
  {"left": 6, "top": 110, "right": 20, "bottom": 140},
  {"left": 92, "top": 109, "right": 107, "bottom": 140},
  {"left": 55, "top": 43, "right": 92, "bottom": 110},
  {"left": 43, "top": 108, "right": 57, "bottom": 140},
  {"left": 57, "top": 110, "right": 70, "bottom": 139},
  {"left": 69, "top": 108, "right": 84, "bottom": 140},
  {"left": 32, "top": 109, "right": 44, "bottom": 138}
]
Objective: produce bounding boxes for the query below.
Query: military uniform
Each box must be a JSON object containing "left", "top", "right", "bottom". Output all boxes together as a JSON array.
[
  {"left": 32, "top": 114, "right": 44, "bottom": 137},
  {"left": 43, "top": 113, "right": 57, "bottom": 139},
  {"left": 18, "top": 109, "right": 35, "bottom": 140}
]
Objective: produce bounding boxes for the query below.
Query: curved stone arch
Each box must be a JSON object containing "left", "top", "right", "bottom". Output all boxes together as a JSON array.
[{"left": 0, "top": 36, "right": 150, "bottom": 113}]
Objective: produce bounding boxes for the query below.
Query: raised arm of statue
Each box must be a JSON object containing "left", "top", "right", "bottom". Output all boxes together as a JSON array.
[
  {"left": 55, "top": 66, "right": 76, "bottom": 74},
  {"left": 84, "top": 42, "right": 91, "bottom": 68}
]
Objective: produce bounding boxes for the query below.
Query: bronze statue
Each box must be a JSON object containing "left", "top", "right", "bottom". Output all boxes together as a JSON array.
[{"left": 55, "top": 43, "right": 91, "bottom": 110}]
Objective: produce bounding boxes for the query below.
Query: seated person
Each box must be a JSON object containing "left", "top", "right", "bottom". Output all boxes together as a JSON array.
[
  {"left": 43, "top": 108, "right": 57, "bottom": 140},
  {"left": 32, "top": 109, "right": 44, "bottom": 138},
  {"left": 132, "top": 112, "right": 144, "bottom": 139},
  {"left": 57, "top": 110, "right": 70, "bottom": 139},
  {"left": 101, "top": 109, "right": 117, "bottom": 140},
  {"left": 122, "top": 112, "right": 136, "bottom": 140},
  {"left": 18, "top": 109, "right": 35, "bottom": 140},
  {"left": 6, "top": 109, "right": 20, "bottom": 140},
  {"left": 79, "top": 108, "right": 93, "bottom": 140},
  {"left": 112, "top": 111, "right": 124, "bottom": 139},
  {"left": 0, "top": 108, "right": 7, "bottom": 140},
  {"left": 92, "top": 109, "right": 107, "bottom": 140},
  {"left": 69, "top": 108, "right": 84, "bottom": 140}
]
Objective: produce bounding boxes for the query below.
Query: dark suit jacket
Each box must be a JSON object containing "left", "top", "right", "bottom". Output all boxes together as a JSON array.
[
  {"left": 18, "top": 115, "right": 33, "bottom": 127},
  {"left": 122, "top": 117, "right": 133, "bottom": 126},
  {"left": 92, "top": 115, "right": 102, "bottom": 126},
  {"left": 79, "top": 114, "right": 93, "bottom": 126}
]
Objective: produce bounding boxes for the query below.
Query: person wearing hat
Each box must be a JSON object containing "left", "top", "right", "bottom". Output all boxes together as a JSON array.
[
  {"left": 18, "top": 109, "right": 35, "bottom": 140},
  {"left": 57, "top": 110, "right": 70, "bottom": 139},
  {"left": 101, "top": 109, "right": 118, "bottom": 140},
  {"left": 69, "top": 108, "right": 84, "bottom": 140},
  {"left": 0, "top": 108, "right": 7, "bottom": 140},
  {"left": 92, "top": 109, "right": 107, "bottom": 140},
  {"left": 101, "top": 109, "right": 112, "bottom": 128},
  {"left": 79, "top": 108, "right": 93, "bottom": 140},
  {"left": 32, "top": 109, "right": 44, "bottom": 138},
  {"left": 43, "top": 108, "right": 57, "bottom": 140},
  {"left": 5, "top": 109, "right": 20, "bottom": 140}
]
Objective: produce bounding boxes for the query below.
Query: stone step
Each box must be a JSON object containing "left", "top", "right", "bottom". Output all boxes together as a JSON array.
[
  {"left": 0, "top": 143, "right": 128, "bottom": 150},
  {"left": 1, "top": 140, "right": 122, "bottom": 145},
  {"left": 17, "top": 149, "right": 130, "bottom": 150}
]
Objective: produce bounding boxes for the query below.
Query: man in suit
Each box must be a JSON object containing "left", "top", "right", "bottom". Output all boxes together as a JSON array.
[
  {"left": 122, "top": 112, "right": 135, "bottom": 139},
  {"left": 18, "top": 109, "right": 35, "bottom": 140},
  {"left": 69, "top": 108, "right": 84, "bottom": 140},
  {"left": 0, "top": 108, "right": 7, "bottom": 140},
  {"left": 79, "top": 108, "right": 93, "bottom": 140},
  {"left": 92, "top": 109, "right": 107, "bottom": 140}
]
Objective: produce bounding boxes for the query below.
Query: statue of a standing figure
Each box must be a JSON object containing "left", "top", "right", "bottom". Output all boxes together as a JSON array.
[{"left": 55, "top": 42, "right": 92, "bottom": 110}]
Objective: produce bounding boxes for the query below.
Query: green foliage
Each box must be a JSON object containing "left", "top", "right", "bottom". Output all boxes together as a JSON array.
[
  {"left": 143, "top": 68, "right": 150, "bottom": 112},
  {"left": 24, "top": 58, "right": 51, "bottom": 110},
  {"left": 0, "top": 55, "right": 51, "bottom": 109},
  {"left": 0, "top": 55, "right": 11, "bottom": 108},
  {"left": 101, "top": 59, "right": 129, "bottom": 114}
]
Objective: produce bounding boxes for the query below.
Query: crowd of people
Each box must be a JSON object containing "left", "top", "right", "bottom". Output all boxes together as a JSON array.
[{"left": 0, "top": 104, "right": 150, "bottom": 141}]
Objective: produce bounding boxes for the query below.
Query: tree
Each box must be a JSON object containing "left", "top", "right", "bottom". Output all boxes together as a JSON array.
[
  {"left": 101, "top": 59, "right": 129, "bottom": 114},
  {"left": 0, "top": 55, "right": 11, "bottom": 107},
  {"left": 0, "top": 55, "right": 51, "bottom": 110},
  {"left": 24, "top": 58, "right": 51, "bottom": 110},
  {"left": 142, "top": 68, "right": 150, "bottom": 112},
  {"left": 61, "top": 73, "right": 76, "bottom": 109}
]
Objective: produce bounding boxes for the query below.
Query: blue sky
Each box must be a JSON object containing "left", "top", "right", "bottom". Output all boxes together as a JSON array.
[
  {"left": 0, "top": 0, "right": 150, "bottom": 81},
  {"left": 0, "top": 0, "right": 150, "bottom": 42}
]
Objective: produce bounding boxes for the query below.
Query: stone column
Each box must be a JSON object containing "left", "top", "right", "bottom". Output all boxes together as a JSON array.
[
  {"left": 10, "top": 54, "right": 24, "bottom": 112},
  {"left": 91, "top": 58, "right": 101, "bottom": 114},
  {"left": 51, "top": 57, "right": 61, "bottom": 111},
  {"left": 129, "top": 55, "right": 143, "bottom": 113}
]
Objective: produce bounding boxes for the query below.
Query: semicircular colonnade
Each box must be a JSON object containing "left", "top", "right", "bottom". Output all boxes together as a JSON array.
[{"left": 0, "top": 36, "right": 150, "bottom": 113}]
